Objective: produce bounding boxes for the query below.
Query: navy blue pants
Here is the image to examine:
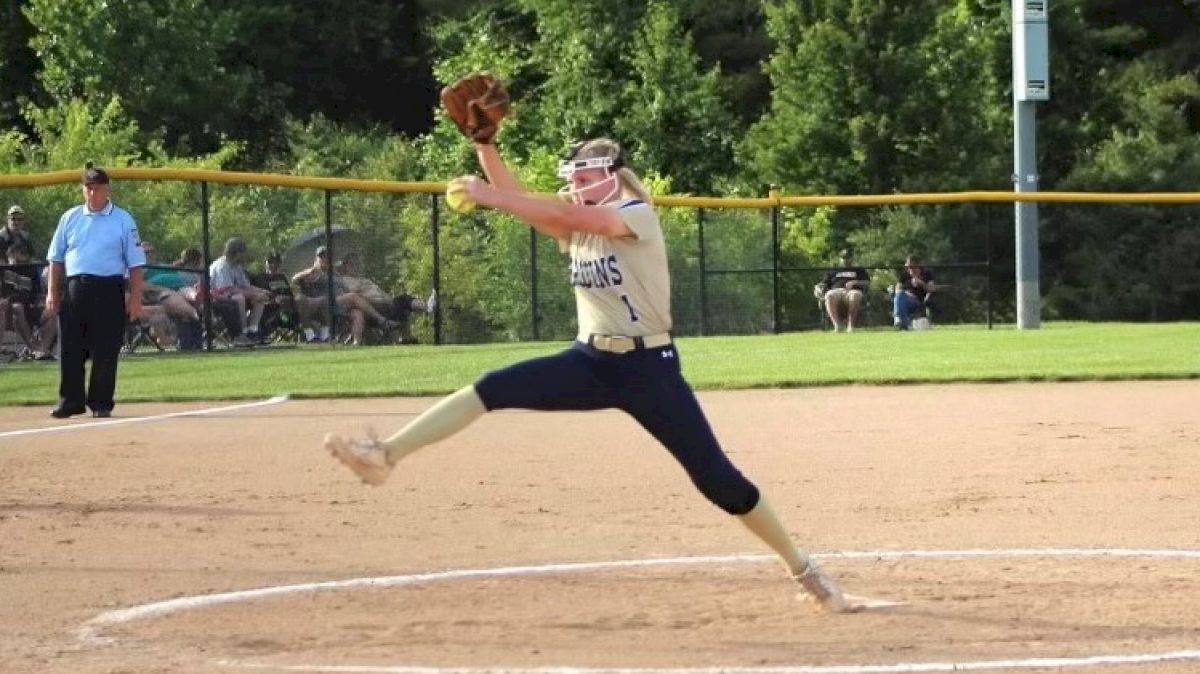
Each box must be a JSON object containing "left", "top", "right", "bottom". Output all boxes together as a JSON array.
[{"left": 474, "top": 341, "right": 760, "bottom": 515}]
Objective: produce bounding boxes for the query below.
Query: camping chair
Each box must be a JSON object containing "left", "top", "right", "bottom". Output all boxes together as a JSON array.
[
  {"left": 123, "top": 318, "right": 165, "bottom": 354},
  {"left": 257, "top": 277, "right": 303, "bottom": 344},
  {"left": 886, "top": 285, "right": 937, "bottom": 329},
  {"left": 815, "top": 283, "right": 871, "bottom": 331}
]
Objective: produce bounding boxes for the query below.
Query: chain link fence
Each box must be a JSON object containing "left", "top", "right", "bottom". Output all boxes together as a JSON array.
[{"left": 8, "top": 169, "right": 1198, "bottom": 355}]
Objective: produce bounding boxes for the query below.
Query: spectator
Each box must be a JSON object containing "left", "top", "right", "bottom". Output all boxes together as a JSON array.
[
  {"left": 209, "top": 237, "right": 272, "bottom": 345},
  {"left": 813, "top": 248, "right": 870, "bottom": 332},
  {"left": 339, "top": 251, "right": 436, "bottom": 344},
  {"left": 143, "top": 241, "right": 194, "bottom": 291},
  {"left": 1, "top": 204, "right": 34, "bottom": 253},
  {"left": 250, "top": 251, "right": 308, "bottom": 342},
  {"left": 167, "top": 246, "right": 235, "bottom": 349},
  {"left": 0, "top": 289, "right": 8, "bottom": 353},
  {"left": 892, "top": 255, "right": 937, "bottom": 330},
  {"left": 290, "top": 246, "right": 393, "bottom": 346},
  {"left": 138, "top": 241, "right": 200, "bottom": 348},
  {"left": 3, "top": 239, "right": 56, "bottom": 359},
  {"left": 171, "top": 247, "right": 206, "bottom": 303},
  {"left": 43, "top": 163, "right": 145, "bottom": 418}
]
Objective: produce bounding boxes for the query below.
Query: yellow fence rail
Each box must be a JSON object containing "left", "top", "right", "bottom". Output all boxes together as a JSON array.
[{"left": 5, "top": 168, "right": 1200, "bottom": 205}]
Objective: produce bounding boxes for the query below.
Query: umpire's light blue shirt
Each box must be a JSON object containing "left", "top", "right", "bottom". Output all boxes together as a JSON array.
[{"left": 46, "top": 201, "right": 146, "bottom": 276}]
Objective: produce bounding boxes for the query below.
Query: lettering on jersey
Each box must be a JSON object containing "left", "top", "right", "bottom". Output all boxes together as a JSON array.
[{"left": 570, "top": 254, "right": 623, "bottom": 289}]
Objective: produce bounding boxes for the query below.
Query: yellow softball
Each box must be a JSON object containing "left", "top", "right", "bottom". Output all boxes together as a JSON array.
[{"left": 445, "top": 177, "right": 476, "bottom": 214}]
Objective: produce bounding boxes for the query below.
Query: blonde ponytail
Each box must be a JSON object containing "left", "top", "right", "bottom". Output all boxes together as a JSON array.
[{"left": 616, "top": 167, "right": 653, "bottom": 205}]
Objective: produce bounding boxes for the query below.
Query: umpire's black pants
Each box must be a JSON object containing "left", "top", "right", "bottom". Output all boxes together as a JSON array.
[{"left": 58, "top": 275, "right": 127, "bottom": 413}]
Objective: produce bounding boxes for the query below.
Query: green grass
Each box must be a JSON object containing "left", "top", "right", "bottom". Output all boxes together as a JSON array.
[{"left": 1, "top": 322, "right": 1197, "bottom": 406}]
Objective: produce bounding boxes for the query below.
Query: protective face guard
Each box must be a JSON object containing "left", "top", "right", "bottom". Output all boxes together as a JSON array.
[
  {"left": 557, "top": 156, "right": 621, "bottom": 205},
  {"left": 557, "top": 155, "right": 617, "bottom": 178}
]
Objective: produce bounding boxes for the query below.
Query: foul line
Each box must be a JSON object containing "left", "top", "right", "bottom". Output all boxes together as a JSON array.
[
  {"left": 214, "top": 649, "right": 1200, "bottom": 673},
  {"left": 0, "top": 394, "right": 289, "bottom": 441},
  {"left": 78, "top": 548, "right": 1200, "bottom": 673}
]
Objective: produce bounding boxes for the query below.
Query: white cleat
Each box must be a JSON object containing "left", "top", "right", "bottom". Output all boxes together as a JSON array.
[
  {"left": 795, "top": 562, "right": 852, "bottom": 613},
  {"left": 325, "top": 432, "right": 392, "bottom": 486}
]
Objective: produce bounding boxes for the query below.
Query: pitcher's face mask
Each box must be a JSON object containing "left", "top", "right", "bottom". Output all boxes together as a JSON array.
[
  {"left": 558, "top": 163, "right": 620, "bottom": 206},
  {"left": 557, "top": 144, "right": 624, "bottom": 205}
]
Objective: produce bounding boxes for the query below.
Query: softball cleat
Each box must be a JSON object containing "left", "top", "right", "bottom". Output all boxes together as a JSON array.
[
  {"left": 325, "top": 432, "right": 391, "bottom": 486},
  {"left": 795, "top": 562, "right": 851, "bottom": 613}
]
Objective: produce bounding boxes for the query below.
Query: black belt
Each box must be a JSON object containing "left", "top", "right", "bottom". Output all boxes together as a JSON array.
[{"left": 68, "top": 274, "right": 124, "bottom": 282}]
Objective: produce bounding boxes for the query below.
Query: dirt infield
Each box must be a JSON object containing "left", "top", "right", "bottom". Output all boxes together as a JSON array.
[{"left": 1, "top": 380, "right": 1198, "bottom": 673}]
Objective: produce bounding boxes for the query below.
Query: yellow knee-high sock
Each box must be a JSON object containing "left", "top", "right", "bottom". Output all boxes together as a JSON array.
[
  {"left": 380, "top": 385, "right": 487, "bottom": 465},
  {"left": 736, "top": 495, "right": 812, "bottom": 577}
]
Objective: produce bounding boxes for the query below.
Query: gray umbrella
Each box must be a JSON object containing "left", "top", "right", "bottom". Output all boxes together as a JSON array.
[{"left": 279, "top": 225, "right": 363, "bottom": 278}]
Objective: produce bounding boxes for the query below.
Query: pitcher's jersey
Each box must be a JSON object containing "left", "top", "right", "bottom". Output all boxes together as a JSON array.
[{"left": 568, "top": 199, "right": 672, "bottom": 339}]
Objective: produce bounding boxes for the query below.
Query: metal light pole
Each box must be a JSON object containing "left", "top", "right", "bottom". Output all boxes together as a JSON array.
[{"left": 1012, "top": 0, "right": 1049, "bottom": 329}]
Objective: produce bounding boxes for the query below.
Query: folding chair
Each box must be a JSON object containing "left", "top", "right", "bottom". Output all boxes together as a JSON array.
[{"left": 123, "top": 318, "right": 165, "bottom": 354}]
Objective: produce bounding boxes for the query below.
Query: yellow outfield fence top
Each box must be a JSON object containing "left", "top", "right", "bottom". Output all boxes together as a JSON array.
[
  {"left": 0, "top": 168, "right": 444, "bottom": 194},
  {"left": 4, "top": 168, "right": 1200, "bottom": 205}
]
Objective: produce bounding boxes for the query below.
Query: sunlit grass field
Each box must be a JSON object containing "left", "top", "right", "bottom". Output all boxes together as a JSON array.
[{"left": 1, "top": 322, "right": 1196, "bottom": 405}]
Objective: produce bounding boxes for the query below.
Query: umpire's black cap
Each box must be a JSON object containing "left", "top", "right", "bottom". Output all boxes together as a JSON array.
[{"left": 82, "top": 162, "right": 110, "bottom": 185}]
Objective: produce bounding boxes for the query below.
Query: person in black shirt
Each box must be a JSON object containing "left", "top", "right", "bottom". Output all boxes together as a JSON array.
[
  {"left": 1, "top": 205, "right": 34, "bottom": 254},
  {"left": 250, "top": 251, "right": 306, "bottom": 342},
  {"left": 4, "top": 239, "right": 56, "bottom": 359},
  {"left": 813, "top": 248, "right": 871, "bottom": 332},
  {"left": 892, "top": 255, "right": 937, "bottom": 330}
]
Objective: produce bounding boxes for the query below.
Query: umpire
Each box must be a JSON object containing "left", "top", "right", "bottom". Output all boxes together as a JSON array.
[{"left": 43, "top": 163, "right": 146, "bottom": 419}]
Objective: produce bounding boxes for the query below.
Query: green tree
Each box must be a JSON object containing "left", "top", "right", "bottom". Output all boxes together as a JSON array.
[
  {"left": 0, "top": 0, "right": 42, "bottom": 129},
  {"left": 0, "top": 97, "right": 238, "bottom": 256},
  {"left": 740, "top": 0, "right": 1007, "bottom": 196},
  {"left": 1046, "top": 64, "right": 1200, "bottom": 320},
  {"left": 26, "top": 0, "right": 245, "bottom": 154},
  {"left": 220, "top": 1, "right": 437, "bottom": 142},
  {"left": 617, "top": 1, "right": 737, "bottom": 193},
  {"left": 676, "top": 0, "right": 773, "bottom": 127}
]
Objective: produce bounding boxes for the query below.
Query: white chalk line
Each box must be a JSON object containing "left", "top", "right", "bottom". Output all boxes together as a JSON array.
[
  {"left": 78, "top": 548, "right": 1200, "bottom": 672},
  {"left": 0, "top": 394, "right": 290, "bottom": 441},
  {"left": 212, "top": 649, "right": 1200, "bottom": 673}
]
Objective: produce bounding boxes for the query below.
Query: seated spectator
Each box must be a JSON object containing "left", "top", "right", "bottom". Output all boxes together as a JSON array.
[
  {"left": 210, "top": 237, "right": 272, "bottom": 345},
  {"left": 1, "top": 204, "right": 34, "bottom": 254},
  {"left": 813, "top": 248, "right": 870, "bottom": 332},
  {"left": 339, "top": 251, "right": 436, "bottom": 344},
  {"left": 138, "top": 241, "right": 201, "bottom": 348},
  {"left": 3, "top": 239, "right": 56, "bottom": 359},
  {"left": 144, "top": 242, "right": 198, "bottom": 292},
  {"left": 891, "top": 255, "right": 938, "bottom": 330},
  {"left": 173, "top": 247, "right": 205, "bottom": 289},
  {"left": 291, "top": 246, "right": 396, "bottom": 346},
  {"left": 0, "top": 295, "right": 9, "bottom": 355},
  {"left": 250, "top": 251, "right": 309, "bottom": 342},
  {"left": 164, "top": 246, "right": 236, "bottom": 349}
]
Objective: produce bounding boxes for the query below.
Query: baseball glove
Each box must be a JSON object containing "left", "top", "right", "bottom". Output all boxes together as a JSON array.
[{"left": 440, "top": 72, "right": 511, "bottom": 144}]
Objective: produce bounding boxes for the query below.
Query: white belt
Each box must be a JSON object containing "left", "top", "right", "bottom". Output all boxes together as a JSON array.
[{"left": 585, "top": 332, "right": 672, "bottom": 354}]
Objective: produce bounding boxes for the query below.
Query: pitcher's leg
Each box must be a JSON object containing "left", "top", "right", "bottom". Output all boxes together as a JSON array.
[
  {"left": 326, "top": 385, "right": 487, "bottom": 486},
  {"left": 622, "top": 360, "right": 847, "bottom": 611},
  {"left": 327, "top": 345, "right": 617, "bottom": 485}
]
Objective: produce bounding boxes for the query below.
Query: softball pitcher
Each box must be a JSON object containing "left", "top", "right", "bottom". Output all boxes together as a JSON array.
[{"left": 326, "top": 74, "right": 852, "bottom": 612}]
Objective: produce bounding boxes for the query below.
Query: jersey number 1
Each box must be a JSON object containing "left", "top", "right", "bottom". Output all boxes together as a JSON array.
[{"left": 620, "top": 294, "right": 640, "bottom": 322}]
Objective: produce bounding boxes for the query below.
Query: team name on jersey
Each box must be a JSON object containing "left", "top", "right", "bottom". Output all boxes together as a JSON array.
[{"left": 569, "top": 254, "right": 624, "bottom": 289}]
